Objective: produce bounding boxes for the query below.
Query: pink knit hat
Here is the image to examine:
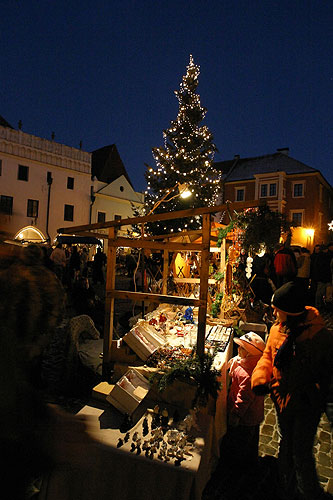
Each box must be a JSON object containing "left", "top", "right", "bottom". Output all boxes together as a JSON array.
[{"left": 234, "top": 331, "right": 266, "bottom": 356}]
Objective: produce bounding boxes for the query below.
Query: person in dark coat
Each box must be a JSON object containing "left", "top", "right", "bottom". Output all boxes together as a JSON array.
[
  {"left": 92, "top": 247, "right": 107, "bottom": 284},
  {"left": 273, "top": 243, "right": 297, "bottom": 288},
  {"left": 69, "top": 246, "right": 81, "bottom": 283},
  {"left": 313, "top": 245, "right": 332, "bottom": 310}
]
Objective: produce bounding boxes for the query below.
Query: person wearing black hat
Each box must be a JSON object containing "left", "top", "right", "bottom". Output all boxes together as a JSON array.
[{"left": 251, "top": 281, "right": 333, "bottom": 500}]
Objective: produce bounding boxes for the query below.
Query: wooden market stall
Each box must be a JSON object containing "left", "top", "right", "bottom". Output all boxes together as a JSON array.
[
  {"left": 58, "top": 200, "right": 258, "bottom": 379},
  {"left": 44, "top": 200, "right": 262, "bottom": 500}
]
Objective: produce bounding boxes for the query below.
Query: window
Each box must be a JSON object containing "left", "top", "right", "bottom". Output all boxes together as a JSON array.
[
  {"left": 260, "top": 184, "right": 268, "bottom": 197},
  {"left": 64, "top": 204, "right": 74, "bottom": 221},
  {"left": 0, "top": 195, "right": 13, "bottom": 215},
  {"left": 97, "top": 211, "right": 106, "bottom": 223},
  {"left": 114, "top": 214, "right": 122, "bottom": 221},
  {"left": 67, "top": 177, "right": 74, "bottom": 190},
  {"left": 269, "top": 183, "right": 277, "bottom": 196},
  {"left": 236, "top": 188, "right": 244, "bottom": 201},
  {"left": 293, "top": 182, "right": 304, "bottom": 197},
  {"left": 260, "top": 182, "right": 276, "bottom": 198},
  {"left": 27, "top": 199, "right": 39, "bottom": 218},
  {"left": 18, "top": 165, "right": 29, "bottom": 181},
  {"left": 291, "top": 212, "right": 303, "bottom": 225}
]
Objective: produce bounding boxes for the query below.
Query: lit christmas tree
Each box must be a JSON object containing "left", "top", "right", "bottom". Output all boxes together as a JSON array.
[{"left": 144, "top": 55, "right": 220, "bottom": 235}]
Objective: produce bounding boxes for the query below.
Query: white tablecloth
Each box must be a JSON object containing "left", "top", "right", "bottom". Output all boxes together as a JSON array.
[{"left": 40, "top": 338, "right": 233, "bottom": 500}]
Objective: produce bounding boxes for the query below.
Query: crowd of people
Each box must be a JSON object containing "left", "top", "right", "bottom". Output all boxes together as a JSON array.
[
  {"left": 250, "top": 241, "right": 333, "bottom": 311},
  {"left": 47, "top": 243, "right": 106, "bottom": 288}
]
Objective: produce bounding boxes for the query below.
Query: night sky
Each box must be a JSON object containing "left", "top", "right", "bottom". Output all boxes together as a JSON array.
[{"left": 1, "top": 0, "right": 332, "bottom": 192}]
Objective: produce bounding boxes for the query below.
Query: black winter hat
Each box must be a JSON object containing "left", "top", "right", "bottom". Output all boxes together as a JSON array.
[{"left": 271, "top": 281, "right": 306, "bottom": 316}]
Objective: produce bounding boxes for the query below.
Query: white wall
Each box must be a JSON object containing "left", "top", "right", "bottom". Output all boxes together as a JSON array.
[{"left": 0, "top": 126, "right": 92, "bottom": 242}]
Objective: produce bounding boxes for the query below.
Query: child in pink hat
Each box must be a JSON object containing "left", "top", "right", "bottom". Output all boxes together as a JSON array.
[{"left": 221, "top": 331, "right": 266, "bottom": 466}]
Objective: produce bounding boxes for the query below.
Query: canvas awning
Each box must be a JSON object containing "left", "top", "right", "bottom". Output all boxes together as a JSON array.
[{"left": 56, "top": 235, "right": 103, "bottom": 245}]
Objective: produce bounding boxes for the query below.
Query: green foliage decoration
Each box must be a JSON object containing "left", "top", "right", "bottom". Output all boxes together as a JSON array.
[
  {"left": 211, "top": 292, "right": 223, "bottom": 317},
  {"left": 212, "top": 271, "right": 224, "bottom": 282},
  {"left": 217, "top": 205, "right": 291, "bottom": 254},
  {"left": 150, "top": 349, "right": 221, "bottom": 408}
]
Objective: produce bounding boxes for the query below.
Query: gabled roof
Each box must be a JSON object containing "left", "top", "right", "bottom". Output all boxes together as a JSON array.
[
  {"left": 91, "top": 144, "right": 134, "bottom": 188},
  {"left": 0, "top": 115, "right": 14, "bottom": 129},
  {"left": 214, "top": 151, "right": 318, "bottom": 183}
]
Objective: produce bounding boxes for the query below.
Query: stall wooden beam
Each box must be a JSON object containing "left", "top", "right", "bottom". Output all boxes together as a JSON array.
[
  {"left": 162, "top": 249, "right": 169, "bottom": 295},
  {"left": 57, "top": 199, "right": 259, "bottom": 234},
  {"left": 107, "top": 237, "right": 204, "bottom": 252},
  {"left": 107, "top": 289, "right": 202, "bottom": 306},
  {"left": 197, "top": 213, "right": 211, "bottom": 358},
  {"left": 103, "top": 227, "right": 117, "bottom": 376}
]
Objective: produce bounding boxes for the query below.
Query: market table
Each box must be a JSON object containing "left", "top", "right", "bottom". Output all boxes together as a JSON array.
[
  {"left": 40, "top": 403, "right": 214, "bottom": 500},
  {"left": 40, "top": 330, "right": 233, "bottom": 500}
]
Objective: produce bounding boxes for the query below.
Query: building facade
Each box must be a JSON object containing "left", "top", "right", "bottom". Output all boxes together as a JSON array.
[
  {"left": 0, "top": 120, "right": 144, "bottom": 245},
  {"left": 215, "top": 148, "right": 333, "bottom": 247}
]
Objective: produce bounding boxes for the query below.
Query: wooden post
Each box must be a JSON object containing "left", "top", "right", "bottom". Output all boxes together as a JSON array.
[
  {"left": 197, "top": 213, "right": 211, "bottom": 358},
  {"left": 103, "top": 226, "right": 117, "bottom": 379},
  {"left": 162, "top": 249, "right": 169, "bottom": 295}
]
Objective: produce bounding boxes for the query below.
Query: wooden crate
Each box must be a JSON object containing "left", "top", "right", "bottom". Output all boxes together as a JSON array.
[
  {"left": 106, "top": 368, "right": 150, "bottom": 415},
  {"left": 92, "top": 381, "right": 114, "bottom": 402},
  {"left": 123, "top": 321, "right": 166, "bottom": 361}
]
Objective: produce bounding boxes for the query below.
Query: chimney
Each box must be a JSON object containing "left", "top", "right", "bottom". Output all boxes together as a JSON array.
[
  {"left": 234, "top": 154, "right": 240, "bottom": 159},
  {"left": 277, "top": 147, "right": 289, "bottom": 155}
]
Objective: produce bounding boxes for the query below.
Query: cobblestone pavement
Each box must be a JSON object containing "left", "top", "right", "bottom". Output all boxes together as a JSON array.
[{"left": 259, "top": 397, "right": 333, "bottom": 494}]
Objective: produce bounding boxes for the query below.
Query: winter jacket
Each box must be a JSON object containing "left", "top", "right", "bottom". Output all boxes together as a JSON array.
[
  {"left": 251, "top": 307, "right": 333, "bottom": 415},
  {"left": 227, "top": 355, "right": 264, "bottom": 426},
  {"left": 274, "top": 247, "right": 297, "bottom": 277}
]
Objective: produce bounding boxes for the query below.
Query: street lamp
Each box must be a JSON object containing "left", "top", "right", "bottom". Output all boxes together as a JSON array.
[{"left": 147, "top": 182, "right": 192, "bottom": 216}]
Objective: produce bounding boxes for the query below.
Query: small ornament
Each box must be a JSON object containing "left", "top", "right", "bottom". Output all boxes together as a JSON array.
[
  {"left": 151, "top": 405, "right": 160, "bottom": 429},
  {"left": 136, "top": 445, "right": 141, "bottom": 455},
  {"left": 117, "top": 438, "right": 124, "bottom": 448},
  {"left": 183, "top": 307, "right": 194, "bottom": 323},
  {"left": 132, "top": 431, "right": 138, "bottom": 442},
  {"left": 142, "top": 440, "right": 149, "bottom": 450},
  {"left": 120, "top": 413, "right": 133, "bottom": 433},
  {"left": 124, "top": 432, "right": 130, "bottom": 442},
  {"left": 159, "top": 313, "right": 167, "bottom": 323},
  {"left": 130, "top": 443, "right": 136, "bottom": 452},
  {"left": 142, "top": 416, "right": 149, "bottom": 436},
  {"left": 161, "top": 408, "right": 169, "bottom": 428}
]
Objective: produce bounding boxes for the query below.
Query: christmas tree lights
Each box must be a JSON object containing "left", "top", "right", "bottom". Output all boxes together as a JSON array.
[{"left": 144, "top": 55, "right": 220, "bottom": 234}]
